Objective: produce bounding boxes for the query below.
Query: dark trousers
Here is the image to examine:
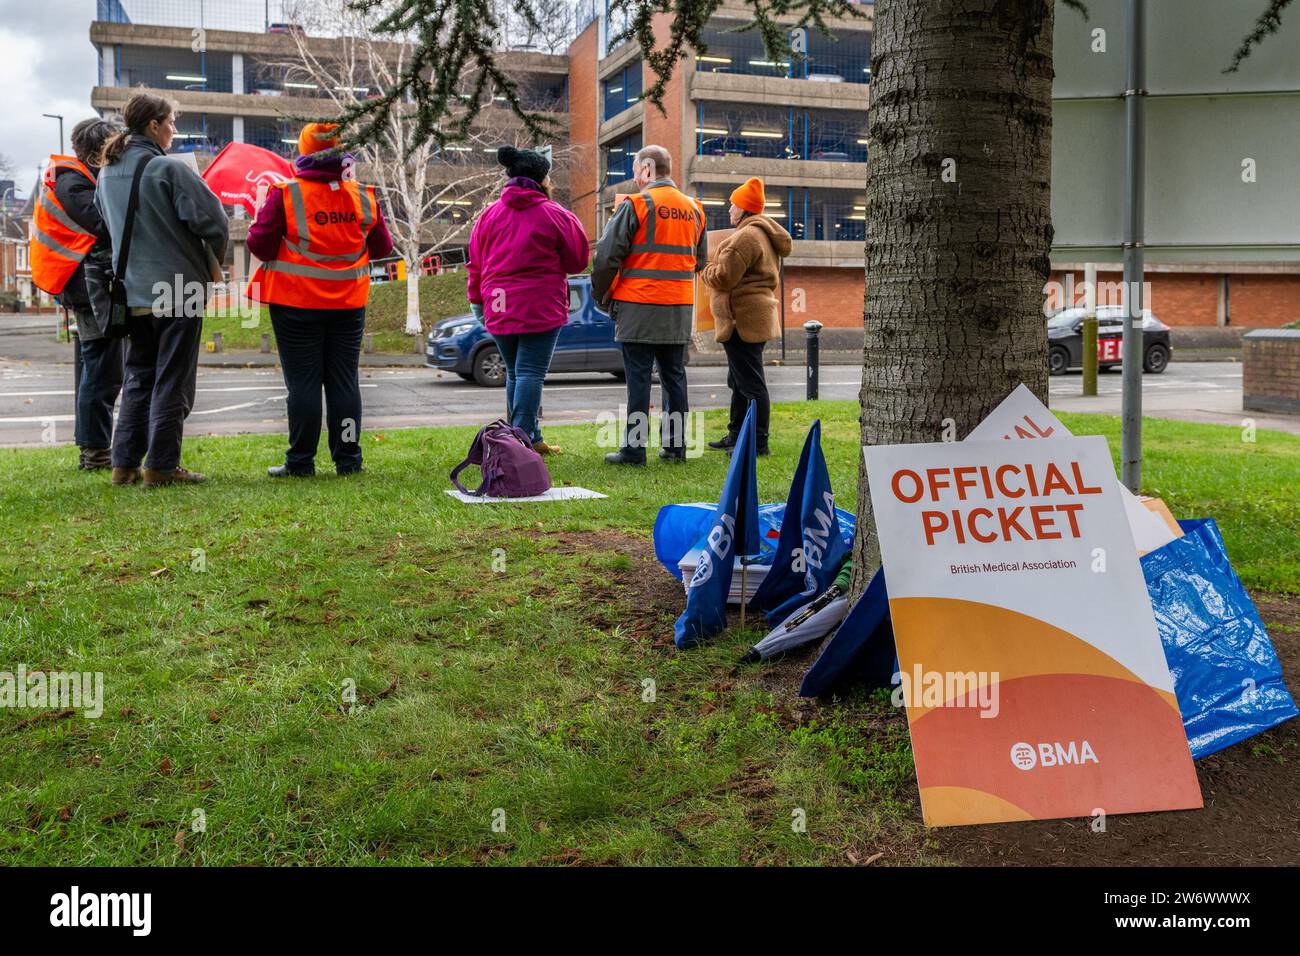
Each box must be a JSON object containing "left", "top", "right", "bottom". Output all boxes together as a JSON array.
[
  {"left": 74, "top": 325, "right": 124, "bottom": 450},
  {"left": 620, "top": 342, "right": 689, "bottom": 460},
  {"left": 722, "top": 336, "right": 770, "bottom": 448},
  {"left": 270, "top": 304, "right": 365, "bottom": 474},
  {"left": 112, "top": 313, "right": 202, "bottom": 472}
]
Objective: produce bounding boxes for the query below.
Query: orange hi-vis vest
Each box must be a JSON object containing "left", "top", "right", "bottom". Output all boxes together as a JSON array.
[
  {"left": 30, "top": 156, "right": 97, "bottom": 297},
  {"left": 249, "top": 177, "right": 378, "bottom": 310},
  {"left": 608, "top": 185, "right": 705, "bottom": 306}
]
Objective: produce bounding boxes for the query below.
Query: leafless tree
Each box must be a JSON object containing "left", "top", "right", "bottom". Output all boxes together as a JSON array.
[
  {"left": 492, "top": 0, "right": 577, "bottom": 53},
  {"left": 275, "top": 0, "right": 571, "bottom": 337}
]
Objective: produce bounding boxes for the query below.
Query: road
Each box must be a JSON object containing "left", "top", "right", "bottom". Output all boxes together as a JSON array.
[{"left": 0, "top": 354, "right": 1293, "bottom": 448}]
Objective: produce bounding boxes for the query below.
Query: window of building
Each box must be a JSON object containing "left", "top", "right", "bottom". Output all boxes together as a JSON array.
[
  {"left": 697, "top": 189, "right": 788, "bottom": 231},
  {"left": 171, "top": 114, "right": 233, "bottom": 155},
  {"left": 788, "top": 188, "right": 866, "bottom": 242},
  {"left": 695, "top": 19, "right": 870, "bottom": 84},
  {"left": 115, "top": 45, "right": 233, "bottom": 93},
  {"left": 603, "top": 130, "right": 642, "bottom": 186},
  {"left": 806, "top": 109, "right": 869, "bottom": 163},
  {"left": 244, "top": 117, "right": 299, "bottom": 158},
  {"left": 696, "top": 104, "right": 866, "bottom": 163},
  {"left": 800, "top": 27, "right": 872, "bottom": 83},
  {"left": 696, "top": 103, "right": 794, "bottom": 160},
  {"left": 516, "top": 74, "right": 569, "bottom": 111},
  {"left": 602, "top": 63, "right": 642, "bottom": 121},
  {"left": 244, "top": 56, "right": 371, "bottom": 98},
  {"left": 430, "top": 196, "right": 476, "bottom": 226}
]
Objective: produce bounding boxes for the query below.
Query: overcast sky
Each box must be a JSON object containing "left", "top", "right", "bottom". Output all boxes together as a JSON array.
[{"left": 0, "top": 0, "right": 99, "bottom": 193}]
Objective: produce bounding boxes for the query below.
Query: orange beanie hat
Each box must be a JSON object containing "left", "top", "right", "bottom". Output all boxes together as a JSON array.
[
  {"left": 298, "top": 122, "right": 340, "bottom": 156},
  {"left": 730, "top": 177, "right": 765, "bottom": 215}
]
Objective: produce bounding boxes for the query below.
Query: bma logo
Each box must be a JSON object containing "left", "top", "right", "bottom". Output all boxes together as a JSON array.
[
  {"left": 1010, "top": 740, "right": 1099, "bottom": 770},
  {"left": 656, "top": 205, "right": 697, "bottom": 222},
  {"left": 313, "top": 210, "right": 359, "bottom": 226},
  {"left": 688, "top": 514, "right": 734, "bottom": 588}
]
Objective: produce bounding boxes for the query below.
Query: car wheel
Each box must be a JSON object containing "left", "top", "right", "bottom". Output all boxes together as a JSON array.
[
  {"left": 1048, "top": 346, "right": 1070, "bottom": 376},
  {"left": 1143, "top": 343, "right": 1170, "bottom": 374},
  {"left": 472, "top": 345, "right": 506, "bottom": 387}
]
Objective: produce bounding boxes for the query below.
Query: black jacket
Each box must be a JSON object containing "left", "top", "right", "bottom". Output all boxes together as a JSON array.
[{"left": 52, "top": 163, "right": 110, "bottom": 312}]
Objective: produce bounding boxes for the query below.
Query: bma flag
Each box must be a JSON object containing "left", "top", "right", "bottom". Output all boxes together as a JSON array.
[{"left": 674, "top": 401, "right": 761, "bottom": 648}]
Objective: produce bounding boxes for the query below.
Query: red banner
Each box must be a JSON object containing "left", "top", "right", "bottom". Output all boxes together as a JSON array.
[{"left": 201, "top": 142, "right": 293, "bottom": 214}]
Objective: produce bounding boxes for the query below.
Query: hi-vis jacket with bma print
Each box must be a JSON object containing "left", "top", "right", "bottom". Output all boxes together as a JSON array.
[
  {"left": 590, "top": 178, "right": 709, "bottom": 346},
  {"left": 249, "top": 177, "right": 379, "bottom": 310}
]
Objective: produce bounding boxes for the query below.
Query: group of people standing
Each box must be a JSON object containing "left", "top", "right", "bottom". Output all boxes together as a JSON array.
[
  {"left": 33, "top": 95, "right": 228, "bottom": 484},
  {"left": 35, "top": 92, "right": 393, "bottom": 484},
  {"left": 468, "top": 142, "right": 791, "bottom": 464},
  {"left": 38, "top": 93, "right": 788, "bottom": 479}
]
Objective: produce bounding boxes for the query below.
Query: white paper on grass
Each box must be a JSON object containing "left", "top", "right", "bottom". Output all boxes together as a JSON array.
[
  {"left": 962, "top": 384, "right": 1177, "bottom": 554},
  {"left": 444, "top": 487, "right": 607, "bottom": 503}
]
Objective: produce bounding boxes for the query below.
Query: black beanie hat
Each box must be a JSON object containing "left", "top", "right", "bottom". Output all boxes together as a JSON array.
[{"left": 497, "top": 145, "right": 551, "bottom": 183}]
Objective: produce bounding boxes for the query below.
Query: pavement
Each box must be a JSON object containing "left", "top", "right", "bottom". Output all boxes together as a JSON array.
[{"left": 1, "top": 318, "right": 1295, "bottom": 447}]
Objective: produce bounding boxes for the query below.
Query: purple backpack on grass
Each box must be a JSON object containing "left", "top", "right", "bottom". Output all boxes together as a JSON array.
[{"left": 450, "top": 420, "right": 552, "bottom": 498}]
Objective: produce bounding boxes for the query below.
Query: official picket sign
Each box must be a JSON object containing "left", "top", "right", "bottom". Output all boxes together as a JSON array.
[{"left": 863, "top": 435, "right": 1203, "bottom": 827}]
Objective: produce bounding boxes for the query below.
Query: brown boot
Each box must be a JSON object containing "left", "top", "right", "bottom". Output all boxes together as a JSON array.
[
  {"left": 142, "top": 465, "right": 207, "bottom": 487},
  {"left": 79, "top": 448, "right": 112, "bottom": 471},
  {"left": 111, "top": 466, "right": 141, "bottom": 486}
]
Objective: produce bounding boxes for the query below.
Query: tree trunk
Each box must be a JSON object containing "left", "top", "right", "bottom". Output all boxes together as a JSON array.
[
  {"left": 405, "top": 261, "right": 422, "bottom": 335},
  {"left": 848, "top": 0, "right": 1055, "bottom": 599}
]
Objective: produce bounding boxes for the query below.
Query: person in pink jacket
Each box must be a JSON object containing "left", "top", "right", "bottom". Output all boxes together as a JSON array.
[{"left": 467, "top": 146, "right": 590, "bottom": 454}]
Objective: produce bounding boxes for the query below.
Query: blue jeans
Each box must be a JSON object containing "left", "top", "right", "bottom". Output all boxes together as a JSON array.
[{"left": 490, "top": 327, "right": 561, "bottom": 444}]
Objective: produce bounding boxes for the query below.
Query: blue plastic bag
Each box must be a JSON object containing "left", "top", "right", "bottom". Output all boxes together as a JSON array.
[
  {"left": 653, "top": 502, "right": 855, "bottom": 582},
  {"left": 1141, "top": 519, "right": 1297, "bottom": 758}
]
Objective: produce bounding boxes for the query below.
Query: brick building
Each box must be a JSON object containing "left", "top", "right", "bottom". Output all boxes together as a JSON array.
[
  {"left": 569, "top": 1, "right": 873, "bottom": 333},
  {"left": 567, "top": 1, "right": 1300, "bottom": 333},
  {"left": 85, "top": 1, "right": 1299, "bottom": 332}
]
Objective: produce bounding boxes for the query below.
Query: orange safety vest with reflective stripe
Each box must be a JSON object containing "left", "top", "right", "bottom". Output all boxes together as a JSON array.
[
  {"left": 608, "top": 185, "right": 705, "bottom": 306},
  {"left": 249, "top": 177, "right": 378, "bottom": 310},
  {"left": 30, "top": 156, "right": 97, "bottom": 297}
]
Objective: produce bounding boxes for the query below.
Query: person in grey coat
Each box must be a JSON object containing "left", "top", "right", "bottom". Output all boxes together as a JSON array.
[
  {"left": 590, "top": 145, "right": 707, "bottom": 465},
  {"left": 95, "top": 92, "right": 229, "bottom": 487}
]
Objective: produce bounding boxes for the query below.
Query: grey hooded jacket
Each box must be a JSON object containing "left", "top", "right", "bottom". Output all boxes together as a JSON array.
[{"left": 94, "top": 135, "right": 229, "bottom": 316}]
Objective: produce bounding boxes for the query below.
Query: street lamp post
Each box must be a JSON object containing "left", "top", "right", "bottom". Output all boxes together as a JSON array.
[{"left": 42, "top": 113, "right": 65, "bottom": 154}]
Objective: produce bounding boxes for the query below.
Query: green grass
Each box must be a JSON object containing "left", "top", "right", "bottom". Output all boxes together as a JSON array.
[
  {"left": 0, "top": 405, "right": 1296, "bottom": 865},
  {"left": 203, "top": 272, "right": 471, "bottom": 353}
]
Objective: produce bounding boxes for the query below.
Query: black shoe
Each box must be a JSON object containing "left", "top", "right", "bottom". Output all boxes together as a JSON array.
[
  {"left": 268, "top": 464, "right": 314, "bottom": 478},
  {"left": 707, "top": 434, "right": 737, "bottom": 451},
  {"left": 336, "top": 465, "right": 363, "bottom": 477},
  {"left": 727, "top": 444, "right": 770, "bottom": 457},
  {"left": 659, "top": 448, "right": 687, "bottom": 462},
  {"left": 605, "top": 450, "right": 646, "bottom": 466}
]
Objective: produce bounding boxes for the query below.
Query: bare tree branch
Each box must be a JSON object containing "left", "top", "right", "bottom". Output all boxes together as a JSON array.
[{"left": 1225, "top": 0, "right": 1293, "bottom": 73}]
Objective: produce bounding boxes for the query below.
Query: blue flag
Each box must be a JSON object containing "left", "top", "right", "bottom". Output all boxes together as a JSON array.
[
  {"left": 749, "top": 419, "right": 850, "bottom": 624},
  {"left": 674, "top": 401, "right": 761, "bottom": 648}
]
